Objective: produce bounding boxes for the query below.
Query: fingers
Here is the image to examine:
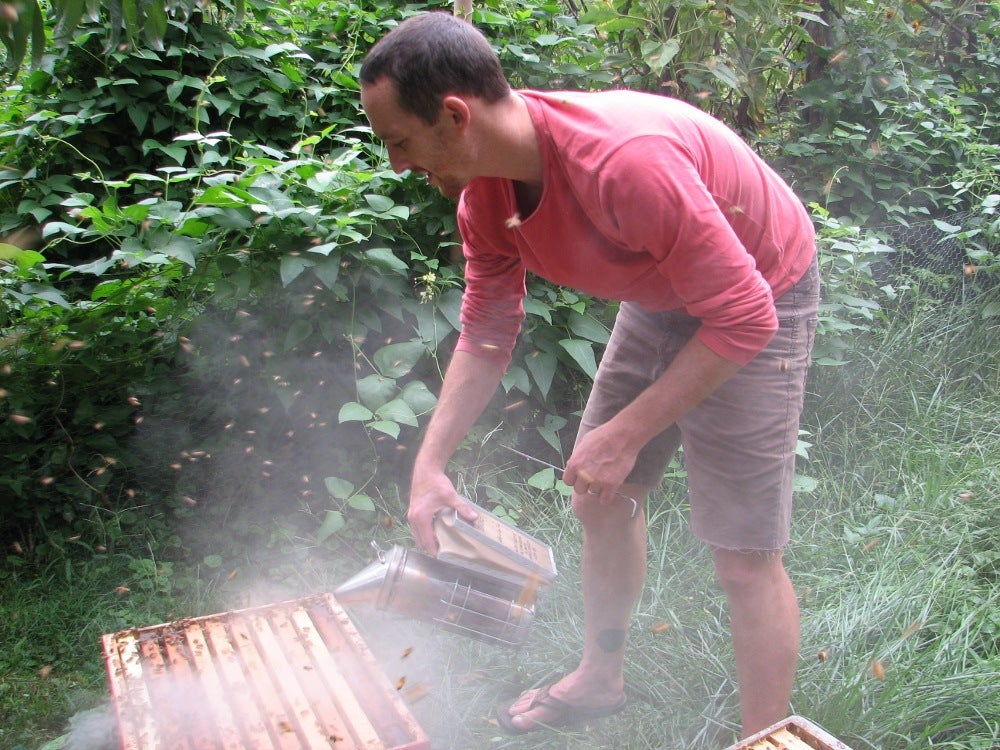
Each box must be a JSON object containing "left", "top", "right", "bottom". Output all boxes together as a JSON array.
[
  {"left": 571, "top": 469, "right": 609, "bottom": 502},
  {"left": 456, "top": 499, "right": 480, "bottom": 524},
  {"left": 407, "top": 509, "right": 439, "bottom": 555},
  {"left": 408, "top": 477, "right": 478, "bottom": 555}
]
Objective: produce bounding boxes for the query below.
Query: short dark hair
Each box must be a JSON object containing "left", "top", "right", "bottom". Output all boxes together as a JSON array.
[{"left": 360, "top": 12, "right": 511, "bottom": 124}]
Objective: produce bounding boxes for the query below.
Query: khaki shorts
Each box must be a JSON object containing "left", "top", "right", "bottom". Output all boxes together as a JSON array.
[{"left": 577, "top": 258, "right": 820, "bottom": 551}]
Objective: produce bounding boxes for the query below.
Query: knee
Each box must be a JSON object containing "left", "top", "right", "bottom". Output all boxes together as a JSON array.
[
  {"left": 570, "top": 492, "right": 618, "bottom": 529},
  {"left": 712, "top": 548, "right": 785, "bottom": 597},
  {"left": 570, "top": 484, "right": 647, "bottom": 528}
]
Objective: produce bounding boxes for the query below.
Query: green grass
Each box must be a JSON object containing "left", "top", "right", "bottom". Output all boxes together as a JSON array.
[{"left": 4, "top": 288, "right": 999, "bottom": 750}]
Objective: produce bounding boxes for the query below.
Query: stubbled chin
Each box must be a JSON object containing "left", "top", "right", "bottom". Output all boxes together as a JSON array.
[{"left": 431, "top": 177, "right": 464, "bottom": 200}]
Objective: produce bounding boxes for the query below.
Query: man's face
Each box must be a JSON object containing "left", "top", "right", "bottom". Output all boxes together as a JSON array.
[{"left": 360, "top": 78, "right": 469, "bottom": 200}]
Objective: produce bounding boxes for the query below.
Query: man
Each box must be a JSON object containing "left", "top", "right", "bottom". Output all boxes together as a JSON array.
[{"left": 359, "top": 12, "right": 819, "bottom": 739}]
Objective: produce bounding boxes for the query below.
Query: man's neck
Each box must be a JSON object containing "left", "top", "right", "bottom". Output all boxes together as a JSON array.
[{"left": 472, "top": 93, "right": 543, "bottom": 189}]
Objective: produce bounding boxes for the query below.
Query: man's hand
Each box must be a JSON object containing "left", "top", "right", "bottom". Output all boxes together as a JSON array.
[
  {"left": 408, "top": 470, "right": 479, "bottom": 554},
  {"left": 566, "top": 337, "right": 744, "bottom": 507},
  {"left": 405, "top": 350, "right": 505, "bottom": 553},
  {"left": 563, "top": 420, "right": 638, "bottom": 505}
]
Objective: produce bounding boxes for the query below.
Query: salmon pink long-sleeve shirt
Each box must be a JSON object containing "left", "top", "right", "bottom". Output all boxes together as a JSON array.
[{"left": 455, "top": 90, "right": 816, "bottom": 369}]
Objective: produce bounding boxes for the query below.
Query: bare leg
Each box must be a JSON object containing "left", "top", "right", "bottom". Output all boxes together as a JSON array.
[
  {"left": 504, "top": 483, "right": 649, "bottom": 731},
  {"left": 712, "top": 547, "right": 799, "bottom": 738}
]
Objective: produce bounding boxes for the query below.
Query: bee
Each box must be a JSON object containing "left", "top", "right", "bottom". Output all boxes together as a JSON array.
[
  {"left": 400, "top": 646, "right": 414, "bottom": 659},
  {"left": 829, "top": 49, "right": 848, "bottom": 66},
  {"left": 870, "top": 659, "right": 886, "bottom": 680},
  {"left": 516, "top": 574, "right": 541, "bottom": 609},
  {"left": 403, "top": 682, "right": 429, "bottom": 702},
  {"left": 396, "top": 676, "right": 407, "bottom": 690},
  {"left": 817, "top": 650, "right": 828, "bottom": 662}
]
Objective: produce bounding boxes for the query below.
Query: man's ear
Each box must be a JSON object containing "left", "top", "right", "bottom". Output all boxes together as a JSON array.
[{"left": 440, "top": 95, "right": 472, "bottom": 131}]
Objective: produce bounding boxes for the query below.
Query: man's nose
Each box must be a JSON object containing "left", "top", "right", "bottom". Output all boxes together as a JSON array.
[{"left": 387, "top": 149, "right": 412, "bottom": 174}]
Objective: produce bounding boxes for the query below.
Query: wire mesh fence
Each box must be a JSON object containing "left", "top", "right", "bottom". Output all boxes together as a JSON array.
[{"left": 865, "top": 211, "right": 1000, "bottom": 300}]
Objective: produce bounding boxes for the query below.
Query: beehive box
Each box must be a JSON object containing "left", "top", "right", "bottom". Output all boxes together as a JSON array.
[
  {"left": 102, "top": 593, "right": 430, "bottom": 750},
  {"left": 725, "top": 716, "right": 853, "bottom": 750}
]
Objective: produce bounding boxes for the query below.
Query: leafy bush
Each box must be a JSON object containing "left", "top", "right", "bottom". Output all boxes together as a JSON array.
[
  {"left": 0, "top": 0, "right": 623, "bottom": 559},
  {"left": 775, "top": 2, "right": 1000, "bottom": 231}
]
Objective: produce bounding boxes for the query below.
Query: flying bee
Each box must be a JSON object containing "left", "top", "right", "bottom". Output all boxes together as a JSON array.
[
  {"left": 516, "top": 574, "right": 542, "bottom": 609},
  {"left": 403, "top": 682, "right": 428, "bottom": 702},
  {"left": 871, "top": 659, "right": 886, "bottom": 680}
]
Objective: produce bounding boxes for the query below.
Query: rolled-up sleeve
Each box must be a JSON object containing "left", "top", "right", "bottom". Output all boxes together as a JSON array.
[{"left": 454, "top": 206, "right": 527, "bottom": 370}]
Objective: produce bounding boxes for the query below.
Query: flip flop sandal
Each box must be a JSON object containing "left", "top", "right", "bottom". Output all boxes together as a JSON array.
[{"left": 496, "top": 684, "right": 628, "bottom": 735}]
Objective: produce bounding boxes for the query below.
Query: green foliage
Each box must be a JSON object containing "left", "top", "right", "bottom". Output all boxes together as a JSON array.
[
  {"left": 0, "top": 1, "right": 394, "bottom": 549},
  {"left": 809, "top": 204, "right": 897, "bottom": 366},
  {"left": 0, "top": 0, "right": 239, "bottom": 74},
  {"left": 0, "top": 0, "right": 628, "bottom": 560},
  {"left": 775, "top": 1, "right": 1000, "bottom": 225},
  {"left": 574, "top": 0, "right": 820, "bottom": 132}
]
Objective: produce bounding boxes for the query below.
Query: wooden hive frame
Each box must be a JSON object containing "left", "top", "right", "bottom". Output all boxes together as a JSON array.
[
  {"left": 725, "top": 715, "right": 854, "bottom": 750},
  {"left": 102, "top": 593, "right": 430, "bottom": 750}
]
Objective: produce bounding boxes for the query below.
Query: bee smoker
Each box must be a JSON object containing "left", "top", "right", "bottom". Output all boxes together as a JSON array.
[{"left": 334, "top": 543, "right": 536, "bottom": 647}]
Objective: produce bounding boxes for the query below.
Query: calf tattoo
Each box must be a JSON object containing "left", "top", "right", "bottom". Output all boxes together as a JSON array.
[{"left": 596, "top": 628, "right": 626, "bottom": 653}]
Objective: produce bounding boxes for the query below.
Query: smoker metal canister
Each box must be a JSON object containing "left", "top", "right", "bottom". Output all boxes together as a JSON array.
[{"left": 335, "top": 543, "right": 535, "bottom": 647}]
